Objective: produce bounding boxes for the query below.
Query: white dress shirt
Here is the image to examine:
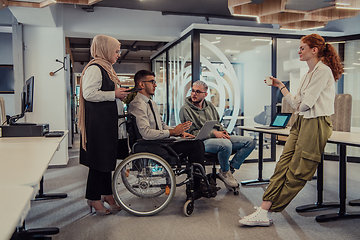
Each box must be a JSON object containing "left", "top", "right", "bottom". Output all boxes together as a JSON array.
[
  {"left": 128, "top": 93, "right": 172, "bottom": 140},
  {"left": 285, "top": 61, "right": 335, "bottom": 118}
]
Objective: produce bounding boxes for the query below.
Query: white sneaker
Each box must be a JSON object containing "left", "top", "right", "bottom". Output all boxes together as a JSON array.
[
  {"left": 239, "top": 207, "right": 273, "bottom": 227},
  {"left": 219, "top": 169, "right": 238, "bottom": 188}
]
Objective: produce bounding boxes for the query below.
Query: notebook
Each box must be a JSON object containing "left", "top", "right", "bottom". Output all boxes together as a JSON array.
[
  {"left": 175, "top": 120, "right": 217, "bottom": 141},
  {"left": 255, "top": 113, "right": 292, "bottom": 129}
]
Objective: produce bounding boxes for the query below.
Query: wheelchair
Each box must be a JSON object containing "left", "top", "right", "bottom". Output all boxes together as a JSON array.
[{"left": 112, "top": 114, "right": 218, "bottom": 217}]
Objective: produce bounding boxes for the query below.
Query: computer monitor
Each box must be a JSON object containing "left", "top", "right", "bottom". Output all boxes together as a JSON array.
[
  {"left": 9, "top": 76, "right": 35, "bottom": 125},
  {"left": 23, "top": 76, "right": 34, "bottom": 113}
]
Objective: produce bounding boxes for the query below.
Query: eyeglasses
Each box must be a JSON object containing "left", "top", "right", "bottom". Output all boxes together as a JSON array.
[
  {"left": 191, "top": 89, "right": 207, "bottom": 94},
  {"left": 142, "top": 80, "right": 157, "bottom": 85},
  {"left": 116, "top": 50, "right": 121, "bottom": 56},
  {"left": 298, "top": 46, "right": 307, "bottom": 52}
]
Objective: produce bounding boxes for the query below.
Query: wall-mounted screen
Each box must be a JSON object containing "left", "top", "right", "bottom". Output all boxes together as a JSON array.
[{"left": 0, "top": 65, "right": 14, "bottom": 93}]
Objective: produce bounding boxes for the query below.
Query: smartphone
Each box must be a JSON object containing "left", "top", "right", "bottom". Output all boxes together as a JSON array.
[{"left": 124, "top": 87, "right": 142, "bottom": 93}]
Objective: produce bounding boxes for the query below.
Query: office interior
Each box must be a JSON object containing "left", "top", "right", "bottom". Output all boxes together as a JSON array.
[{"left": 1, "top": 1, "right": 360, "bottom": 239}]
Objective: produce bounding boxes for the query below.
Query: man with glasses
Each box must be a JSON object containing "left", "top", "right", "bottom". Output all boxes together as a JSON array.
[
  {"left": 179, "top": 80, "right": 256, "bottom": 188},
  {"left": 128, "top": 70, "right": 218, "bottom": 199}
]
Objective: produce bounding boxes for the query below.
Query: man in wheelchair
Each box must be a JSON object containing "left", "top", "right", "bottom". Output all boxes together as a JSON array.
[{"left": 127, "top": 70, "right": 219, "bottom": 202}]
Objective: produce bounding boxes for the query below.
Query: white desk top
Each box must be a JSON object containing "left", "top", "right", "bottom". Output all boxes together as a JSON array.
[
  {"left": 237, "top": 126, "right": 360, "bottom": 147},
  {"left": 0, "top": 132, "right": 68, "bottom": 188},
  {"left": 222, "top": 116, "right": 251, "bottom": 120},
  {"left": 0, "top": 185, "right": 33, "bottom": 240},
  {"left": 0, "top": 142, "right": 61, "bottom": 188}
]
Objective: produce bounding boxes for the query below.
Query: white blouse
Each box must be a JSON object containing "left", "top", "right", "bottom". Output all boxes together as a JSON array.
[{"left": 285, "top": 61, "right": 335, "bottom": 119}]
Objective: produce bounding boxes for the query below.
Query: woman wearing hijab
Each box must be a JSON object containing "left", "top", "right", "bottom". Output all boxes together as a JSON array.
[
  {"left": 78, "top": 35, "right": 130, "bottom": 215},
  {"left": 239, "top": 33, "right": 343, "bottom": 226}
]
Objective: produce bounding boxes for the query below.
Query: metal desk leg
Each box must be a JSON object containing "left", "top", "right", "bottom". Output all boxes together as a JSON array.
[
  {"left": 35, "top": 176, "right": 67, "bottom": 201},
  {"left": 241, "top": 132, "right": 270, "bottom": 186},
  {"left": 349, "top": 199, "right": 360, "bottom": 206},
  {"left": 316, "top": 144, "right": 360, "bottom": 222},
  {"left": 296, "top": 154, "right": 339, "bottom": 212}
]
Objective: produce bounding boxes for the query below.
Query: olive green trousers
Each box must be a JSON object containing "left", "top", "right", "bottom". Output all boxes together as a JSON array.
[{"left": 263, "top": 115, "right": 333, "bottom": 212}]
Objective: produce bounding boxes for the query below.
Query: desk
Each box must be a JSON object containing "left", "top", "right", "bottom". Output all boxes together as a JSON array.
[
  {"left": 238, "top": 126, "right": 360, "bottom": 222},
  {"left": 221, "top": 116, "right": 251, "bottom": 120},
  {"left": 0, "top": 133, "right": 67, "bottom": 238},
  {"left": 0, "top": 185, "right": 33, "bottom": 240}
]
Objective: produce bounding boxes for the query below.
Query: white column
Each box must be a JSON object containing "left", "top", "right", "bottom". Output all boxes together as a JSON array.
[{"left": 23, "top": 25, "right": 69, "bottom": 165}]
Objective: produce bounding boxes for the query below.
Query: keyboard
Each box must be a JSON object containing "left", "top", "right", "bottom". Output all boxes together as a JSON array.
[{"left": 44, "top": 131, "right": 64, "bottom": 137}]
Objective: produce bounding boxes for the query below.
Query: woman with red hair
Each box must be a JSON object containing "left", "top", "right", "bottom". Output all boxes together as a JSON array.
[{"left": 239, "top": 33, "right": 343, "bottom": 227}]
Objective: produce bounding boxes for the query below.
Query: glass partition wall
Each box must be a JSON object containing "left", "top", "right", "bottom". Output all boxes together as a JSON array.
[
  {"left": 151, "top": 28, "right": 360, "bottom": 162},
  {"left": 199, "top": 34, "right": 272, "bottom": 134},
  {"left": 152, "top": 52, "right": 167, "bottom": 121},
  {"left": 342, "top": 39, "right": 360, "bottom": 158}
]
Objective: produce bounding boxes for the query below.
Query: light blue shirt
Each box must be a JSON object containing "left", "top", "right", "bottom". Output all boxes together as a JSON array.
[{"left": 128, "top": 93, "right": 172, "bottom": 140}]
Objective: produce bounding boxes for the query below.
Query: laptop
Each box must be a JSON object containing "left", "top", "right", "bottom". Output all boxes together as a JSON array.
[
  {"left": 175, "top": 120, "right": 217, "bottom": 141},
  {"left": 255, "top": 113, "right": 292, "bottom": 129}
]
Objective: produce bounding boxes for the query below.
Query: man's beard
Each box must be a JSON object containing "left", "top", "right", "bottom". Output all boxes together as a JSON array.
[{"left": 191, "top": 98, "right": 203, "bottom": 104}]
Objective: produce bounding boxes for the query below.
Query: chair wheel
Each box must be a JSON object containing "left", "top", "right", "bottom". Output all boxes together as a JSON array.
[{"left": 183, "top": 200, "right": 194, "bottom": 217}]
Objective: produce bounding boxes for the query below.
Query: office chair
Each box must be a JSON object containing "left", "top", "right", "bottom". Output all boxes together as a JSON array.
[
  {"left": 0, "top": 96, "right": 7, "bottom": 125},
  {"left": 252, "top": 105, "right": 271, "bottom": 149}
]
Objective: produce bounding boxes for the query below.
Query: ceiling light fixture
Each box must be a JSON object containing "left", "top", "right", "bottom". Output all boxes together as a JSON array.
[
  {"left": 301, "top": 26, "right": 325, "bottom": 31},
  {"left": 251, "top": 38, "right": 272, "bottom": 42},
  {"left": 280, "top": 28, "right": 301, "bottom": 31},
  {"left": 225, "top": 49, "right": 240, "bottom": 54},
  {"left": 336, "top": 6, "right": 360, "bottom": 10},
  {"left": 328, "top": 41, "right": 346, "bottom": 44},
  {"left": 211, "top": 40, "right": 221, "bottom": 44}
]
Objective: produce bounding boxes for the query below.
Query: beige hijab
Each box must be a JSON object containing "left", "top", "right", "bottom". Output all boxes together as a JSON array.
[{"left": 78, "top": 35, "right": 121, "bottom": 150}]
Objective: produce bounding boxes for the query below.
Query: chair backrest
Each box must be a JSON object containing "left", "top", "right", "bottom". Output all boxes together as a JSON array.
[
  {"left": 331, "top": 94, "right": 352, "bottom": 132},
  {"left": 125, "top": 114, "right": 143, "bottom": 150},
  {"left": 281, "top": 94, "right": 352, "bottom": 131},
  {"left": 0, "top": 96, "right": 6, "bottom": 125},
  {"left": 254, "top": 105, "right": 271, "bottom": 125}
]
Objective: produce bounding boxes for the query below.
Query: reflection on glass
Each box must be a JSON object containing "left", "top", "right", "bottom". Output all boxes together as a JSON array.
[
  {"left": 343, "top": 40, "right": 360, "bottom": 157},
  {"left": 199, "top": 34, "right": 271, "bottom": 134},
  {"left": 152, "top": 53, "right": 167, "bottom": 121},
  {"left": 167, "top": 36, "right": 192, "bottom": 127}
]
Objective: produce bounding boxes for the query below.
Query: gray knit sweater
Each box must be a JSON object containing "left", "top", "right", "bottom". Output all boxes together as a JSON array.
[{"left": 179, "top": 97, "right": 224, "bottom": 139}]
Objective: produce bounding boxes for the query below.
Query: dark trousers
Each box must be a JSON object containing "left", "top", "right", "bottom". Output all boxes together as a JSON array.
[
  {"left": 85, "top": 168, "right": 113, "bottom": 200},
  {"left": 170, "top": 140, "right": 205, "bottom": 190},
  {"left": 169, "top": 140, "right": 205, "bottom": 167}
]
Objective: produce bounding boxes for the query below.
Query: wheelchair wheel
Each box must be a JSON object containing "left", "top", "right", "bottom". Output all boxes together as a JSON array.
[
  {"left": 112, "top": 153, "right": 176, "bottom": 216},
  {"left": 183, "top": 200, "right": 194, "bottom": 217}
]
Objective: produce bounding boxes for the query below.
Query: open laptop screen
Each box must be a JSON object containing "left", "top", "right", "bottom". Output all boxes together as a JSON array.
[{"left": 271, "top": 113, "right": 292, "bottom": 127}]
